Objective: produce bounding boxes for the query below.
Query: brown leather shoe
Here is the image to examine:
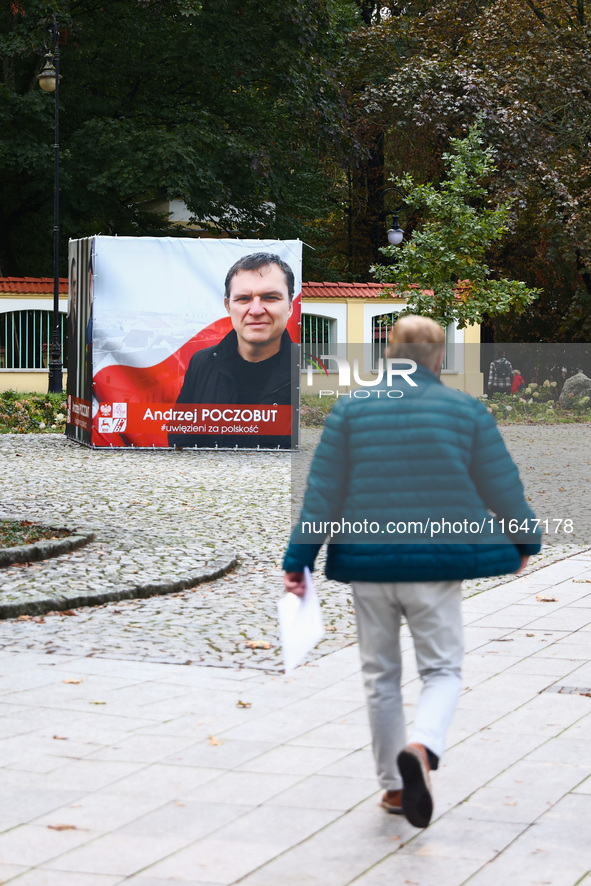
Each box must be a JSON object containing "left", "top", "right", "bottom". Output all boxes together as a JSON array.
[
  {"left": 397, "top": 743, "right": 433, "bottom": 828},
  {"left": 381, "top": 789, "right": 403, "bottom": 814}
]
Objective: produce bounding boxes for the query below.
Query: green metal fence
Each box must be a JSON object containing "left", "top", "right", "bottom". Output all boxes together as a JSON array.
[
  {"left": 301, "top": 314, "right": 333, "bottom": 368},
  {"left": 0, "top": 310, "right": 67, "bottom": 369}
]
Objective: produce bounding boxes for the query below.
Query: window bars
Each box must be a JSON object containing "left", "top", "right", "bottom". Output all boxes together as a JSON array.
[
  {"left": 0, "top": 310, "right": 67, "bottom": 369},
  {"left": 301, "top": 314, "right": 333, "bottom": 369},
  {"left": 372, "top": 313, "right": 448, "bottom": 371}
]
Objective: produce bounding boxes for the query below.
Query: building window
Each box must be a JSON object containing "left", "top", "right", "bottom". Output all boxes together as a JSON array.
[
  {"left": 301, "top": 314, "right": 334, "bottom": 369},
  {"left": 0, "top": 310, "right": 67, "bottom": 369},
  {"left": 372, "top": 313, "right": 396, "bottom": 369},
  {"left": 371, "top": 312, "right": 448, "bottom": 370}
]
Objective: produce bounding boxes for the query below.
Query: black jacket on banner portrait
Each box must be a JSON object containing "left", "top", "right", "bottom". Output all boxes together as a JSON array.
[{"left": 167, "top": 328, "right": 293, "bottom": 449}]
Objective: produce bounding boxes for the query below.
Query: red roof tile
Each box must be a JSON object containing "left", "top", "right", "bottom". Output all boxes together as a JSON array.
[
  {"left": 1, "top": 276, "right": 448, "bottom": 301},
  {"left": 0, "top": 276, "right": 68, "bottom": 294},
  {"left": 302, "top": 281, "right": 404, "bottom": 299},
  {"left": 301, "top": 281, "right": 466, "bottom": 300}
]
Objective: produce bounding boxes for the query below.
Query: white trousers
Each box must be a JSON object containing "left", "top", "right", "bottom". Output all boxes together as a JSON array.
[{"left": 351, "top": 580, "right": 464, "bottom": 791}]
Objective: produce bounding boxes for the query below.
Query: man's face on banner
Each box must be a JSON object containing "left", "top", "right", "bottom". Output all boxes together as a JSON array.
[{"left": 225, "top": 263, "right": 293, "bottom": 361}]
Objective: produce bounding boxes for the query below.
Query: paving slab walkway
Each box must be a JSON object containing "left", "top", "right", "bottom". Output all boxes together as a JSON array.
[
  {"left": 1, "top": 426, "right": 590, "bottom": 883},
  {"left": 1, "top": 548, "right": 591, "bottom": 885}
]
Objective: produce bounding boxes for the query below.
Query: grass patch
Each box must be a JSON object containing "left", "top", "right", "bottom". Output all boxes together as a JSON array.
[
  {"left": 0, "top": 519, "right": 69, "bottom": 549},
  {"left": 300, "top": 394, "right": 337, "bottom": 427}
]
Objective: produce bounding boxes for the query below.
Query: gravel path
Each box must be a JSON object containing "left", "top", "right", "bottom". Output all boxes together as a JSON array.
[{"left": 0, "top": 426, "right": 589, "bottom": 670}]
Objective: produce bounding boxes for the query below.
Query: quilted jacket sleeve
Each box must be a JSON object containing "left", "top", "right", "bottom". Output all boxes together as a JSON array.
[
  {"left": 469, "top": 401, "right": 542, "bottom": 555},
  {"left": 283, "top": 402, "right": 350, "bottom": 573}
]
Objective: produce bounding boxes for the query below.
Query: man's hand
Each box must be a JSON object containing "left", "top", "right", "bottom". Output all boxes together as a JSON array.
[
  {"left": 515, "top": 555, "right": 529, "bottom": 574},
  {"left": 284, "top": 571, "right": 306, "bottom": 597}
]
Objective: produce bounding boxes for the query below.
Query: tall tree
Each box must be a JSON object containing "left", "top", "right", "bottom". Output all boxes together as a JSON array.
[
  {"left": 373, "top": 125, "right": 539, "bottom": 327},
  {"left": 355, "top": 0, "right": 591, "bottom": 338},
  {"left": 0, "top": 0, "right": 351, "bottom": 277}
]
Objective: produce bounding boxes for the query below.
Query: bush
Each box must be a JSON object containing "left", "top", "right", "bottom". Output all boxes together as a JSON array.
[
  {"left": 0, "top": 391, "right": 68, "bottom": 433},
  {"left": 482, "top": 382, "right": 591, "bottom": 424},
  {"left": 301, "top": 383, "right": 591, "bottom": 429}
]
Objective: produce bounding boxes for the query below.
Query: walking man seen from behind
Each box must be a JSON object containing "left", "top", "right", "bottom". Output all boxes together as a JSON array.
[{"left": 283, "top": 315, "right": 541, "bottom": 829}]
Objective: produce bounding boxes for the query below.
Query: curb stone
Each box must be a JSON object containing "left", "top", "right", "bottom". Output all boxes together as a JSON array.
[
  {"left": 0, "top": 530, "right": 95, "bottom": 569},
  {"left": 0, "top": 553, "right": 238, "bottom": 619}
]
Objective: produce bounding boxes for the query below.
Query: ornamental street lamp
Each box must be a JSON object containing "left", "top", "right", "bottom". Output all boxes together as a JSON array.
[
  {"left": 37, "top": 14, "right": 63, "bottom": 393},
  {"left": 376, "top": 186, "right": 405, "bottom": 262}
]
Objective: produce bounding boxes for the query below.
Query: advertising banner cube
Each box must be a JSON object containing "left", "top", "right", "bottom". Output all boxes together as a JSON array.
[{"left": 66, "top": 237, "right": 302, "bottom": 449}]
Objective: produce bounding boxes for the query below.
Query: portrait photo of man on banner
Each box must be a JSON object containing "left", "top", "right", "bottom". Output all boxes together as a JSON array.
[
  {"left": 168, "top": 250, "right": 297, "bottom": 449},
  {"left": 69, "top": 236, "right": 302, "bottom": 450}
]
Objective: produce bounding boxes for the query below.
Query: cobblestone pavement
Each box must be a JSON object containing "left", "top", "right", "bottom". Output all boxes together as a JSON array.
[{"left": 0, "top": 426, "right": 589, "bottom": 670}]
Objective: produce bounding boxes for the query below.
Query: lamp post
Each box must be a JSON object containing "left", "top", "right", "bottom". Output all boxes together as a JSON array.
[
  {"left": 376, "top": 186, "right": 405, "bottom": 262},
  {"left": 37, "top": 14, "right": 62, "bottom": 394}
]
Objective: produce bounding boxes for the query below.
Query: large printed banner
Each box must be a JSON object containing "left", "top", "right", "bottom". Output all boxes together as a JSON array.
[{"left": 66, "top": 237, "right": 302, "bottom": 449}]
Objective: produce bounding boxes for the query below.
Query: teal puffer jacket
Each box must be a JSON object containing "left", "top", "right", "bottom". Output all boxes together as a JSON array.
[{"left": 284, "top": 365, "right": 541, "bottom": 583}]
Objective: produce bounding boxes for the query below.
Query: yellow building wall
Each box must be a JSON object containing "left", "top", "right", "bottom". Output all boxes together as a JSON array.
[
  {"left": 301, "top": 296, "right": 483, "bottom": 397},
  {"left": 0, "top": 372, "right": 68, "bottom": 394},
  {"left": 440, "top": 322, "right": 483, "bottom": 396},
  {"left": 346, "top": 299, "right": 366, "bottom": 343}
]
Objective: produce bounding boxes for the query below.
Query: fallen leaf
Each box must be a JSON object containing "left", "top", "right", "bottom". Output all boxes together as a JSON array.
[
  {"left": 245, "top": 640, "right": 272, "bottom": 650},
  {"left": 236, "top": 700, "right": 252, "bottom": 708},
  {"left": 53, "top": 735, "right": 68, "bottom": 740},
  {"left": 325, "top": 626, "right": 337, "bottom": 632},
  {"left": 89, "top": 700, "right": 106, "bottom": 705},
  {"left": 61, "top": 610, "right": 78, "bottom": 617},
  {"left": 208, "top": 735, "right": 223, "bottom": 746},
  {"left": 573, "top": 579, "right": 591, "bottom": 583},
  {"left": 48, "top": 824, "right": 78, "bottom": 831},
  {"left": 526, "top": 633, "right": 535, "bottom": 637},
  {"left": 63, "top": 678, "right": 83, "bottom": 685},
  {"left": 536, "top": 595, "right": 557, "bottom": 602}
]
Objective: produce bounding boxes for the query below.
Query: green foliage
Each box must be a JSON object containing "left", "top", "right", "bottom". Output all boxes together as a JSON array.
[
  {"left": 301, "top": 388, "right": 590, "bottom": 427},
  {"left": 0, "top": 390, "right": 67, "bottom": 433},
  {"left": 0, "top": 0, "right": 354, "bottom": 277},
  {"left": 372, "top": 125, "right": 540, "bottom": 328},
  {"left": 484, "top": 387, "right": 591, "bottom": 424},
  {"left": 349, "top": 0, "right": 591, "bottom": 339}
]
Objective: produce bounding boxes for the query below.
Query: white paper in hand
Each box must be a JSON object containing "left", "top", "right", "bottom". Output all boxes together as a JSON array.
[{"left": 278, "top": 567, "right": 325, "bottom": 674}]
